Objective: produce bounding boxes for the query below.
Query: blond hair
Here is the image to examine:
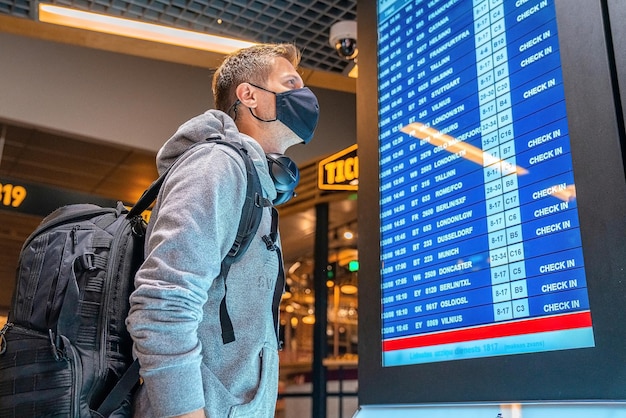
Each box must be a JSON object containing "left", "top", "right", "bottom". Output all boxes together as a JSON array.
[{"left": 212, "top": 43, "right": 301, "bottom": 113}]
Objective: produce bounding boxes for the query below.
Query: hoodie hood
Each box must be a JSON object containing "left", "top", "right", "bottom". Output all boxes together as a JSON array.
[{"left": 156, "top": 109, "right": 276, "bottom": 201}]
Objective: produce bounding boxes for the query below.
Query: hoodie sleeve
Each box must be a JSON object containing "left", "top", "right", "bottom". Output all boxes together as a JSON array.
[{"left": 126, "top": 144, "right": 246, "bottom": 416}]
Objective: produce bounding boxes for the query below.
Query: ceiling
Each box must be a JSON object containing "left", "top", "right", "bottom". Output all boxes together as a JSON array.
[
  {"left": 0, "top": 1, "right": 361, "bottom": 310},
  {"left": 0, "top": 0, "right": 357, "bottom": 76}
]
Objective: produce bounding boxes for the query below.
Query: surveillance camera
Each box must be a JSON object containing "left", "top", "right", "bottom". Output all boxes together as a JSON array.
[{"left": 329, "top": 20, "right": 358, "bottom": 60}]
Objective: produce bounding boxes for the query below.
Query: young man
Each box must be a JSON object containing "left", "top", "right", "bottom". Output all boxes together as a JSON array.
[{"left": 126, "top": 44, "right": 319, "bottom": 418}]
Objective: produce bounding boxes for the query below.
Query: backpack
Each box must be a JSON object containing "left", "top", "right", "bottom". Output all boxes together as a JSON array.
[{"left": 0, "top": 139, "right": 274, "bottom": 417}]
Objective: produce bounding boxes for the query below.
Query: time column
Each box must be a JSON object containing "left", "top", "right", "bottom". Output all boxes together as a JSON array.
[{"left": 474, "top": 0, "right": 529, "bottom": 322}]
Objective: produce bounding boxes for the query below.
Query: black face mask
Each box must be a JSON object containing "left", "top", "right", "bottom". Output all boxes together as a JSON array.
[{"left": 247, "top": 83, "right": 320, "bottom": 144}]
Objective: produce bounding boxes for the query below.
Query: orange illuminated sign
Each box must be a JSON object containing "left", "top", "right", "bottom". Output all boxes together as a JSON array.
[{"left": 318, "top": 144, "right": 358, "bottom": 191}]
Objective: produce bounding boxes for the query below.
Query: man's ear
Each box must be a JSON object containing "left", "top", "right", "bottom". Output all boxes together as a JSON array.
[{"left": 236, "top": 83, "right": 257, "bottom": 109}]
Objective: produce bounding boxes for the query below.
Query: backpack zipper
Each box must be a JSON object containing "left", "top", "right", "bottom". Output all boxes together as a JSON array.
[
  {"left": 90, "top": 217, "right": 135, "bottom": 403},
  {"left": 0, "top": 322, "right": 13, "bottom": 355},
  {"left": 21, "top": 207, "right": 116, "bottom": 251},
  {"left": 70, "top": 225, "right": 80, "bottom": 251}
]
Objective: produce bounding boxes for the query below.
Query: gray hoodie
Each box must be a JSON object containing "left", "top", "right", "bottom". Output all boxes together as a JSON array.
[{"left": 126, "top": 110, "right": 281, "bottom": 417}]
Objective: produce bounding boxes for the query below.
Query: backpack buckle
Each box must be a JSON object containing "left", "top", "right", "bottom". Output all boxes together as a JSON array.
[
  {"left": 262, "top": 235, "right": 277, "bottom": 251},
  {"left": 79, "top": 253, "right": 96, "bottom": 271}
]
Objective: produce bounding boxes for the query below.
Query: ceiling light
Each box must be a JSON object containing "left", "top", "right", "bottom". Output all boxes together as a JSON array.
[
  {"left": 38, "top": 4, "right": 257, "bottom": 54},
  {"left": 340, "top": 272, "right": 358, "bottom": 295},
  {"left": 288, "top": 261, "right": 301, "bottom": 274},
  {"left": 340, "top": 283, "right": 358, "bottom": 295}
]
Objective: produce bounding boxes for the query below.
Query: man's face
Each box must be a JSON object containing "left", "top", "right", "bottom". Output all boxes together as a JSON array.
[{"left": 253, "top": 57, "right": 307, "bottom": 149}]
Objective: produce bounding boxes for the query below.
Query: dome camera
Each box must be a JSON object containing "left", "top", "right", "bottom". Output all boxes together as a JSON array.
[{"left": 329, "top": 20, "right": 358, "bottom": 60}]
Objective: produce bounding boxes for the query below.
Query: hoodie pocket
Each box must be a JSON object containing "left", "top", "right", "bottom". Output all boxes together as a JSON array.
[{"left": 228, "top": 346, "right": 279, "bottom": 418}]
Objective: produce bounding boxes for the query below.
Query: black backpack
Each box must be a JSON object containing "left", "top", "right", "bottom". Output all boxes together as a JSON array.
[{"left": 0, "top": 139, "right": 274, "bottom": 417}]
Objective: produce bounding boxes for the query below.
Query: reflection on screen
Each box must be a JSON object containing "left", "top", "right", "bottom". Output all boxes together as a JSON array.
[{"left": 377, "top": 0, "right": 595, "bottom": 367}]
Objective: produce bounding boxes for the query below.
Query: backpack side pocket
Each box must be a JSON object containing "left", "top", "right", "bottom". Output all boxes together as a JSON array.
[{"left": 0, "top": 325, "right": 81, "bottom": 417}]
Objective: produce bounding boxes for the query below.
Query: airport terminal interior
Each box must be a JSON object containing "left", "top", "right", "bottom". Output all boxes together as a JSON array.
[
  {"left": 0, "top": 1, "right": 360, "bottom": 417},
  {"left": 2, "top": 0, "right": 626, "bottom": 417}
]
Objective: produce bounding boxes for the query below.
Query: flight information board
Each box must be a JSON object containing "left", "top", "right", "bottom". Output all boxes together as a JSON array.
[{"left": 378, "top": 0, "right": 595, "bottom": 367}]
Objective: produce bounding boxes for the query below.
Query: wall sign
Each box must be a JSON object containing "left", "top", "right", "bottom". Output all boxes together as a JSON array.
[
  {"left": 318, "top": 144, "right": 359, "bottom": 191},
  {"left": 0, "top": 177, "right": 117, "bottom": 217}
]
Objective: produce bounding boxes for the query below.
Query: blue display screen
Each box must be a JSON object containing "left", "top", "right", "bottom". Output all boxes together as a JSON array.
[{"left": 377, "top": 0, "right": 595, "bottom": 366}]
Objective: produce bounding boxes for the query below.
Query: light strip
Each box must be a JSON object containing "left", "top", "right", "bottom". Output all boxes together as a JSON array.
[
  {"left": 401, "top": 122, "right": 528, "bottom": 176},
  {"left": 38, "top": 4, "right": 257, "bottom": 54}
]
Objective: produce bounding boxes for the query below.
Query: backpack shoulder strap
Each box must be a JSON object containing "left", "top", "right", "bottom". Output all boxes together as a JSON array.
[
  {"left": 213, "top": 140, "right": 269, "bottom": 260},
  {"left": 211, "top": 139, "right": 270, "bottom": 344},
  {"left": 96, "top": 359, "right": 140, "bottom": 416},
  {"left": 215, "top": 141, "right": 284, "bottom": 347}
]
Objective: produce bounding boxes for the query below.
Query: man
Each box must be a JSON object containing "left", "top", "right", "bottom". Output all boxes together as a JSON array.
[{"left": 126, "top": 43, "right": 319, "bottom": 418}]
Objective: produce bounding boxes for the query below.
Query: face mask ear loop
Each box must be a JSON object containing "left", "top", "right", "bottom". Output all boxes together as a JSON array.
[
  {"left": 227, "top": 99, "right": 241, "bottom": 121},
  {"left": 248, "top": 107, "right": 278, "bottom": 123},
  {"left": 246, "top": 82, "right": 279, "bottom": 123}
]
